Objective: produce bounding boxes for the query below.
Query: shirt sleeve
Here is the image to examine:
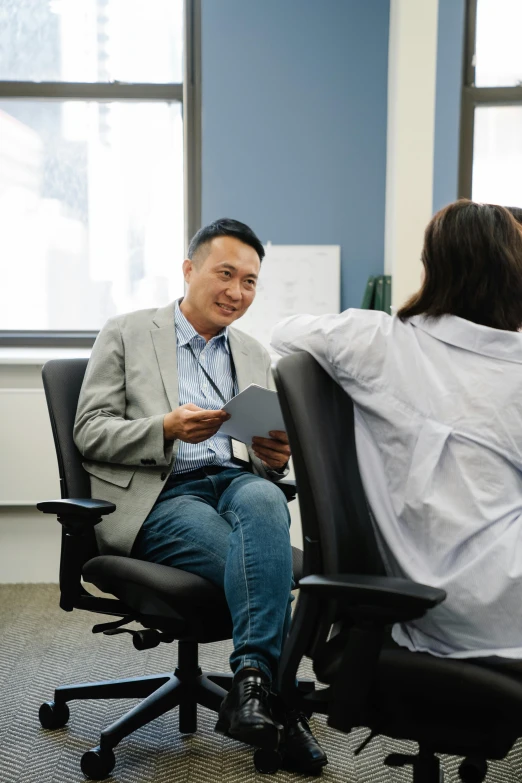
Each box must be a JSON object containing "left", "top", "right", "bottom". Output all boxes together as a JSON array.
[
  {"left": 271, "top": 313, "right": 340, "bottom": 380},
  {"left": 272, "top": 310, "right": 396, "bottom": 400}
]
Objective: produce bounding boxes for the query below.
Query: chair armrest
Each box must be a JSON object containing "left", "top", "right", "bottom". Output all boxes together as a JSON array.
[
  {"left": 37, "top": 499, "right": 116, "bottom": 610},
  {"left": 37, "top": 498, "right": 116, "bottom": 529},
  {"left": 280, "top": 575, "right": 446, "bottom": 729},
  {"left": 276, "top": 479, "right": 297, "bottom": 502},
  {"left": 299, "top": 574, "right": 446, "bottom": 623}
]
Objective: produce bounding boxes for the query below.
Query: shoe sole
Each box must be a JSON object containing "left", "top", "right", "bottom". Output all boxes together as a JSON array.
[{"left": 215, "top": 717, "right": 282, "bottom": 750}]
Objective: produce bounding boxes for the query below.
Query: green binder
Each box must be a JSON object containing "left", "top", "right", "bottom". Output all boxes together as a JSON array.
[
  {"left": 374, "top": 275, "right": 384, "bottom": 311},
  {"left": 383, "top": 275, "right": 392, "bottom": 314},
  {"left": 361, "top": 276, "right": 376, "bottom": 309},
  {"left": 361, "top": 274, "right": 392, "bottom": 312}
]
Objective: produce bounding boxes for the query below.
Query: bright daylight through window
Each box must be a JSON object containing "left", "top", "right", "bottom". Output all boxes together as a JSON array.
[
  {"left": 470, "top": 0, "right": 522, "bottom": 205},
  {"left": 0, "top": 0, "right": 185, "bottom": 335}
]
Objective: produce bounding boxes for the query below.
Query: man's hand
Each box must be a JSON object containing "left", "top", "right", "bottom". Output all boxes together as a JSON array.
[
  {"left": 251, "top": 430, "right": 291, "bottom": 470},
  {"left": 164, "top": 404, "right": 230, "bottom": 444}
]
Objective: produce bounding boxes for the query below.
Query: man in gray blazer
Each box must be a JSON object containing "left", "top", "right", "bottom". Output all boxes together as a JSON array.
[{"left": 74, "top": 219, "right": 326, "bottom": 774}]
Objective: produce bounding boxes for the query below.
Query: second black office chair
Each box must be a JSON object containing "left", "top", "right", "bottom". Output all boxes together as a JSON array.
[
  {"left": 272, "top": 351, "right": 522, "bottom": 783},
  {"left": 36, "top": 358, "right": 305, "bottom": 780}
]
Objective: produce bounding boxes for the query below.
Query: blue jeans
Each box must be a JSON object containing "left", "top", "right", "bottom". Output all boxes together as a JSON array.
[{"left": 132, "top": 466, "right": 293, "bottom": 681}]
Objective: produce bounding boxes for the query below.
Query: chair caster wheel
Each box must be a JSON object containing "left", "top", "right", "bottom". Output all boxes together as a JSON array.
[
  {"left": 459, "top": 757, "right": 487, "bottom": 783},
  {"left": 39, "top": 700, "right": 70, "bottom": 729},
  {"left": 81, "top": 746, "right": 116, "bottom": 780},
  {"left": 253, "top": 748, "right": 282, "bottom": 774}
]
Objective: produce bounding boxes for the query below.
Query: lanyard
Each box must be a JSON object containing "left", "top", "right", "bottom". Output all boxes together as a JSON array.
[{"left": 185, "top": 340, "right": 237, "bottom": 406}]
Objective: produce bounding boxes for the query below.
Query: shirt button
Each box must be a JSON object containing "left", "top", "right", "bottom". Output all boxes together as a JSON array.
[{"left": 160, "top": 472, "right": 167, "bottom": 481}]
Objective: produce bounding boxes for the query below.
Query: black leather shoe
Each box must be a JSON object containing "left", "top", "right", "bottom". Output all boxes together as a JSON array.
[
  {"left": 215, "top": 672, "right": 283, "bottom": 750},
  {"left": 280, "top": 710, "right": 328, "bottom": 775}
]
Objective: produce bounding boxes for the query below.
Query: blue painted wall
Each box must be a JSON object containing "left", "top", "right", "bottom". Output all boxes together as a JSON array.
[
  {"left": 433, "top": 0, "right": 466, "bottom": 214},
  {"left": 201, "top": 0, "right": 390, "bottom": 309}
]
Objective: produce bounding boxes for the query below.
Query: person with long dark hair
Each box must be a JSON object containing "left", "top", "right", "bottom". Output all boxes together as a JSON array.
[{"left": 272, "top": 200, "right": 522, "bottom": 661}]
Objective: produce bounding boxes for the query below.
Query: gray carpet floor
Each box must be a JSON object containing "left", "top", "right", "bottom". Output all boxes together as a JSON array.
[{"left": 0, "top": 584, "right": 521, "bottom": 783}]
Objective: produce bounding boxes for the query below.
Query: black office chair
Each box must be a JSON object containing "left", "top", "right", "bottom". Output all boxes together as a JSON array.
[
  {"left": 36, "top": 358, "right": 305, "bottom": 780},
  {"left": 272, "top": 351, "right": 522, "bottom": 783}
]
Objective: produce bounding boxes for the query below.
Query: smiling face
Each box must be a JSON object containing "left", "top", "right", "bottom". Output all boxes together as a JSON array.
[{"left": 180, "top": 235, "right": 261, "bottom": 340}]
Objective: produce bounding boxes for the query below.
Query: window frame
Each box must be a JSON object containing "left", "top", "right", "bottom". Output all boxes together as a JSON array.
[
  {"left": 458, "top": 0, "right": 522, "bottom": 199},
  {"left": 0, "top": 0, "right": 201, "bottom": 348}
]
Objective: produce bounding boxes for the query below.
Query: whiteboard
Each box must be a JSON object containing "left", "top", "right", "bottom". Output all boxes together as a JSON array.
[{"left": 235, "top": 244, "right": 341, "bottom": 356}]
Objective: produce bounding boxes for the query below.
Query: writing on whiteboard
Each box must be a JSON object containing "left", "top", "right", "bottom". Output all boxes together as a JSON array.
[{"left": 235, "top": 244, "right": 341, "bottom": 356}]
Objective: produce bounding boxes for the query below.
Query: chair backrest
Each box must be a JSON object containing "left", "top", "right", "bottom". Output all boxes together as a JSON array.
[
  {"left": 42, "top": 358, "right": 91, "bottom": 499},
  {"left": 273, "top": 351, "right": 384, "bottom": 577}
]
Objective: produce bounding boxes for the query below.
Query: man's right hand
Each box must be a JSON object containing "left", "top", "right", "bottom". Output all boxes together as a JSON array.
[{"left": 163, "top": 404, "right": 230, "bottom": 443}]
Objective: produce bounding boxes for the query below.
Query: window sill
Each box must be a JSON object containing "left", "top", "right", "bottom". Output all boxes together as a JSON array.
[{"left": 0, "top": 347, "right": 91, "bottom": 365}]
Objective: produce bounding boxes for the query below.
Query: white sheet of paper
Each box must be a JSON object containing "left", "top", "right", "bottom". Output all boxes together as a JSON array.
[{"left": 219, "top": 384, "right": 286, "bottom": 444}]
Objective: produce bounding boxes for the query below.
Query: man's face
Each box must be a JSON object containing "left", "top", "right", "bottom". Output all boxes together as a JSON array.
[{"left": 182, "top": 235, "right": 260, "bottom": 330}]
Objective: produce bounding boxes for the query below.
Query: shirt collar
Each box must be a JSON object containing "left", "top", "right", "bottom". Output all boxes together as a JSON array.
[
  {"left": 409, "top": 314, "right": 522, "bottom": 364},
  {"left": 174, "top": 298, "right": 229, "bottom": 350}
]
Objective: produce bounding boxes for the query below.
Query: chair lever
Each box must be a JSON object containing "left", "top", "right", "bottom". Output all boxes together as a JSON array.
[
  {"left": 92, "top": 616, "right": 132, "bottom": 634},
  {"left": 92, "top": 618, "right": 173, "bottom": 651},
  {"left": 103, "top": 628, "right": 135, "bottom": 638}
]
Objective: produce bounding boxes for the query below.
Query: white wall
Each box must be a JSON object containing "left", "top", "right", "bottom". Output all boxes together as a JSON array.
[
  {"left": 0, "top": 507, "right": 61, "bottom": 582},
  {"left": 0, "top": 359, "right": 63, "bottom": 582},
  {"left": 385, "top": 0, "right": 439, "bottom": 309}
]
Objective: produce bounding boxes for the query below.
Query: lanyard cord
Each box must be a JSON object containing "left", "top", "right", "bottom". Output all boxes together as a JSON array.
[{"left": 185, "top": 340, "right": 237, "bottom": 406}]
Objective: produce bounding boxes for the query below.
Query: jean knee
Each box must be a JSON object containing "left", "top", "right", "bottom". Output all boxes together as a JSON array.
[{"left": 239, "top": 480, "right": 290, "bottom": 532}]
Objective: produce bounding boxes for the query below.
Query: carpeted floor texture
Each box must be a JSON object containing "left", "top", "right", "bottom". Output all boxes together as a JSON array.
[{"left": 0, "top": 584, "right": 521, "bottom": 783}]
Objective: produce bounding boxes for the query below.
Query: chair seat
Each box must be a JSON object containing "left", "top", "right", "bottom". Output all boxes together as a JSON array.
[
  {"left": 314, "top": 634, "right": 522, "bottom": 758},
  {"left": 315, "top": 633, "right": 522, "bottom": 706},
  {"left": 83, "top": 547, "right": 303, "bottom": 643},
  {"left": 376, "top": 649, "right": 522, "bottom": 757}
]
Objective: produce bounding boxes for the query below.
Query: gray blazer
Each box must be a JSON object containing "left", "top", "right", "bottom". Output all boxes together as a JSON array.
[{"left": 74, "top": 302, "right": 288, "bottom": 556}]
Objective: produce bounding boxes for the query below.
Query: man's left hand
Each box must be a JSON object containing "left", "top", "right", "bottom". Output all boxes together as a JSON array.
[{"left": 251, "top": 430, "right": 291, "bottom": 470}]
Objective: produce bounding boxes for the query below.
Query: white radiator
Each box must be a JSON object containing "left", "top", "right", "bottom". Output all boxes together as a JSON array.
[{"left": 0, "top": 389, "right": 60, "bottom": 505}]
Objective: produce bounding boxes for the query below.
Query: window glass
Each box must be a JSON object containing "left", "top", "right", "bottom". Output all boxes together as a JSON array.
[
  {"left": 472, "top": 105, "right": 522, "bottom": 206},
  {"left": 0, "top": 100, "right": 184, "bottom": 330},
  {"left": 475, "top": 0, "right": 522, "bottom": 87},
  {"left": 0, "top": 0, "right": 183, "bottom": 83}
]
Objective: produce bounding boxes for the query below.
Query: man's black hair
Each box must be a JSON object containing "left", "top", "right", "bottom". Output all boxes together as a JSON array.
[{"left": 187, "top": 218, "right": 265, "bottom": 264}]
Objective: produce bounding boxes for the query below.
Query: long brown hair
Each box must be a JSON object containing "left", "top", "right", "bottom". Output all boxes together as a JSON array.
[
  {"left": 398, "top": 200, "right": 522, "bottom": 331},
  {"left": 507, "top": 206, "right": 522, "bottom": 225}
]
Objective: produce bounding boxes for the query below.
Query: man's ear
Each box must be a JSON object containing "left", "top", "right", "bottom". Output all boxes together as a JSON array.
[{"left": 182, "top": 258, "right": 193, "bottom": 284}]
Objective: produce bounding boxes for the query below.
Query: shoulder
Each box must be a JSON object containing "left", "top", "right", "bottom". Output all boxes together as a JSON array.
[
  {"left": 290, "top": 309, "right": 398, "bottom": 350},
  {"left": 337, "top": 308, "right": 393, "bottom": 329},
  {"left": 331, "top": 310, "right": 417, "bottom": 381},
  {"left": 229, "top": 326, "right": 271, "bottom": 364},
  {"left": 317, "top": 310, "right": 410, "bottom": 368},
  {"left": 100, "top": 304, "right": 173, "bottom": 337},
  {"left": 108, "top": 307, "right": 160, "bottom": 329},
  {"left": 329, "top": 309, "right": 408, "bottom": 342}
]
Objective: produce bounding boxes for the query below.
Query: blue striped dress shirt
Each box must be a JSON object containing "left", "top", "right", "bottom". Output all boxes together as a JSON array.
[{"left": 173, "top": 299, "right": 239, "bottom": 475}]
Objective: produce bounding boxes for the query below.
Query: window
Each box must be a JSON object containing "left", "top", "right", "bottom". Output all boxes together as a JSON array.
[
  {"left": 0, "top": 0, "right": 201, "bottom": 345},
  {"left": 459, "top": 0, "right": 522, "bottom": 205}
]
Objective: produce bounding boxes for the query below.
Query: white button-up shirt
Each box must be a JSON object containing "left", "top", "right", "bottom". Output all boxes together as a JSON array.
[{"left": 272, "top": 310, "right": 522, "bottom": 659}]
